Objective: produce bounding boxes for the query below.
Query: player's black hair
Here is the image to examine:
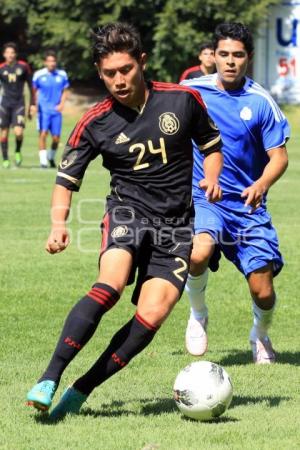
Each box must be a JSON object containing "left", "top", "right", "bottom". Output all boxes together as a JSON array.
[
  {"left": 44, "top": 50, "right": 57, "bottom": 59},
  {"left": 199, "top": 42, "right": 214, "bottom": 54},
  {"left": 92, "top": 22, "right": 143, "bottom": 63},
  {"left": 3, "top": 42, "right": 18, "bottom": 53},
  {"left": 213, "top": 23, "right": 254, "bottom": 55}
]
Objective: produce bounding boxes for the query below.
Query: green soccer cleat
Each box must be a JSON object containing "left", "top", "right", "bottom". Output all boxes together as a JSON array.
[
  {"left": 15, "top": 152, "right": 22, "bottom": 167},
  {"left": 2, "top": 160, "right": 10, "bottom": 169},
  {"left": 49, "top": 386, "right": 88, "bottom": 421},
  {"left": 26, "top": 380, "right": 57, "bottom": 412}
]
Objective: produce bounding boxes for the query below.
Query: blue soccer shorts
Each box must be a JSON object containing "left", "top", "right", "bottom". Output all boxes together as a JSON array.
[
  {"left": 37, "top": 107, "right": 62, "bottom": 136},
  {"left": 193, "top": 197, "right": 283, "bottom": 277}
]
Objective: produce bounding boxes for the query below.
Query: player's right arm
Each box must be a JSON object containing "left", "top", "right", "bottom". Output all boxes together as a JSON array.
[
  {"left": 46, "top": 114, "right": 102, "bottom": 254},
  {"left": 46, "top": 185, "right": 72, "bottom": 254}
]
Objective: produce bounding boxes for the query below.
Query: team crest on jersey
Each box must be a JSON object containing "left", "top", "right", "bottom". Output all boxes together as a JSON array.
[
  {"left": 240, "top": 106, "right": 252, "bottom": 120},
  {"left": 159, "top": 112, "right": 180, "bottom": 135},
  {"left": 59, "top": 149, "right": 78, "bottom": 169},
  {"left": 16, "top": 68, "right": 22, "bottom": 76},
  {"left": 111, "top": 225, "right": 128, "bottom": 238}
]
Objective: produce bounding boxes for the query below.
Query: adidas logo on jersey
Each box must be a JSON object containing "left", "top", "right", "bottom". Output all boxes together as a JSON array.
[{"left": 115, "top": 133, "right": 130, "bottom": 144}]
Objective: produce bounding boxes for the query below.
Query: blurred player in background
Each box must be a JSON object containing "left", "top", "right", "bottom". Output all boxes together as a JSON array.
[
  {"left": 182, "top": 23, "right": 289, "bottom": 363},
  {"left": 33, "top": 51, "right": 69, "bottom": 168},
  {"left": 0, "top": 42, "right": 35, "bottom": 168},
  {"left": 179, "top": 42, "right": 216, "bottom": 82},
  {"left": 26, "top": 22, "right": 222, "bottom": 420}
]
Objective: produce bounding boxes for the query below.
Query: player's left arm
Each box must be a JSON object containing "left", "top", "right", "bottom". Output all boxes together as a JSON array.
[
  {"left": 56, "top": 88, "right": 69, "bottom": 112},
  {"left": 25, "top": 63, "right": 36, "bottom": 118},
  {"left": 56, "top": 72, "right": 70, "bottom": 112},
  {"left": 241, "top": 145, "right": 288, "bottom": 212},
  {"left": 241, "top": 98, "right": 290, "bottom": 212}
]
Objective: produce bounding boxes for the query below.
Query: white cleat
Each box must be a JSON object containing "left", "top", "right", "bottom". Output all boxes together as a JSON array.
[
  {"left": 250, "top": 336, "right": 275, "bottom": 364},
  {"left": 185, "top": 317, "right": 208, "bottom": 356}
]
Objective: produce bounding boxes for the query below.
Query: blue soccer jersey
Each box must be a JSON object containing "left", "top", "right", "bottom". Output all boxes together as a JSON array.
[
  {"left": 33, "top": 68, "right": 69, "bottom": 111},
  {"left": 182, "top": 74, "right": 290, "bottom": 213}
]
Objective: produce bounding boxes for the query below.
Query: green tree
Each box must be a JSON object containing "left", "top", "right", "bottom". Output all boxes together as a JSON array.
[
  {"left": 0, "top": 0, "right": 281, "bottom": 82},
  {"left": 151, "top": 0, "right": 282, "bottom": 80}
]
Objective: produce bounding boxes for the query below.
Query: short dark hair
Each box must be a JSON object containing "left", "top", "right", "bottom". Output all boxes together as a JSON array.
[
  {"left": 45, "top": 50, "right": 57, "bottom": 60},
  {"left": 213, "top": 23, "right": 254, "bottom": 55},
  {"left": 199, "top": 42, "right": 214, "bottom": 54},
  {"left": 92, "top": 22, "right": 143, "bottom": 63},
  {"left": 3, "top": 42, "right": 18, "bottom": 53}
]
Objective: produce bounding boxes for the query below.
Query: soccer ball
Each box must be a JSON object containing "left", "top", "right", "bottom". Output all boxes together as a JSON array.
[{"left": 173, "top": 361, "right": 233, "bottom": 421}]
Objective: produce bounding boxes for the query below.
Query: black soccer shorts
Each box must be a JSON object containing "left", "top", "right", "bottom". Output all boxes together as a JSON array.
[
  {"left": 99, "top": 205, "right": 193, "bottom": 302},
  {"left": 0, "top": 102, "right": 25, "bottom": 128}
]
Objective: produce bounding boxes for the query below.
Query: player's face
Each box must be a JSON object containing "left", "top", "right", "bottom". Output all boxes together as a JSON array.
[
  {"left": 199, "top": 49, "right": 215, "bottom": 69},
  {"left": 214, "top": 39, "right": 251, "bottom": 90},
  {"left": 3, "top": 47, "right": 17, "bottom": 64},
  {"left": 97, "top": 52, "right": 147, "bottom": 108},
  {"left": 45, "top": 56, "right": 57, "bottom": 72}
]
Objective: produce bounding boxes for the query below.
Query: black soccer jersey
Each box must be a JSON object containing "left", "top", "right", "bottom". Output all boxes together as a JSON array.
[
  {"left": 179, "top": 66, "right": 205, "bottom": 82},
  {"left": 0, "top": 60, "right": 34, "bottom": 106},
  {"left": 56, "top": 81, "right": 221, "bottom": 220}
]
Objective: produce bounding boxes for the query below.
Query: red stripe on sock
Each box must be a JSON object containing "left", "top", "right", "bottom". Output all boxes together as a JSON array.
[
  {"left": 87, "top": 292, "right": 110, "bottom": 309},
  {"left": 135, "top": 313, "right": 158, "bottom": 331},
  {"left": 111, "top": 352, "right": 127, "bottom": 367},
  {"left": 92, "top": 287, "right": 112, "bottom": 300},
  {"left": 89, "top": 289, "right": 115, "bottom": 308}
]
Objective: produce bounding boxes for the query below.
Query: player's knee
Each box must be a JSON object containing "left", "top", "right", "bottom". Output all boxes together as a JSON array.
[
  {"left": 251, "top": 284, "right": 275, "bottom": 308},
  {"left": 190, "top": 247, "right": 211, "bottom": 274},
  {"left": 138, "top": 297, "right": 177, "bottom": 327},
  {"left": 137, "top": 306, "right": 167, "bottom": 327}
]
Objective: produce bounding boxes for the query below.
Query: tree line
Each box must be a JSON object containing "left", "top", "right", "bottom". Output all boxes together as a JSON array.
[{"left": 1, "top": 0, "right": 280, "bottom": 83}]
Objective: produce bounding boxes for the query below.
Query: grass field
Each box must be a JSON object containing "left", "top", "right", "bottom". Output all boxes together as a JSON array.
[{"left": 1, "top": 106, "right": 299, "bottom": 450}]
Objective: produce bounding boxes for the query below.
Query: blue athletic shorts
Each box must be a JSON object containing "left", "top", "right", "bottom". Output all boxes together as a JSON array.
[
  {"left": 194, "top": 197, "right": 283, "bottom": 277},
  {"left": 37, "top": 107, "right": 62, "bottom": 135}
]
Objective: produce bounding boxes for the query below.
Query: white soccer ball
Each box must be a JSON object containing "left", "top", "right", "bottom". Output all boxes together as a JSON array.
[{"left": 173, "top": 361, "right": 233, "bottom": 421}]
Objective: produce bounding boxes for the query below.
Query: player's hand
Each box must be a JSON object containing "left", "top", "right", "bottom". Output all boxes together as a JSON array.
[
  {"left": 28, "top": 105, "right": 36, "bottom": 120},
  {"left": 56, "top": 103, "right": 64, "bottom": 112},
  {"left": 46, "top": 228, "right": 70, "bottom": 254},
  {"left": 199, "top": 179, "right": 222, "bottom": 203},
  {"left": 241, "top": 181, "right": 265, "bottom": 213}
]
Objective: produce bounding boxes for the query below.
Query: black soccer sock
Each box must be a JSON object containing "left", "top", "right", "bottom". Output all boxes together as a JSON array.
[
  {"left": 73, "top": 313, "right": 159, "bottom": 396},
  {"left": 51, "top": 141, "right": 59, "bottom": 151},
  {"left": 39, "top": 283, "right": 120, "bottom": 383},
  {"left": 15, "top": 136, "right": 23, "bottom": 153},
  {"left": 1, "top": 138, "right": 8, "bottom": 160}
]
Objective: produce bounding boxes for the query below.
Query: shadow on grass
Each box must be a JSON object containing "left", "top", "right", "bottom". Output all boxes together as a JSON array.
[
  {"left": 171, "top": 350, "right": 185, "bottom": 356},
  {"left": 34, "top": 414, "right": 56, "bottom": 426},
  {"left": 33, "top": 392, "right": 290, "bottom": 425},
  {"left": 181, "top": 415, "right": 238, "bottom": 424},
  {"left": 218, "top": 349, "right": 300, "bottom": 366},
  {"left": 80, "top": 397, "right": 177, "bottom": 419},
  {"left": 230, "top": 394, "right": 290, "bottom": 409}
]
